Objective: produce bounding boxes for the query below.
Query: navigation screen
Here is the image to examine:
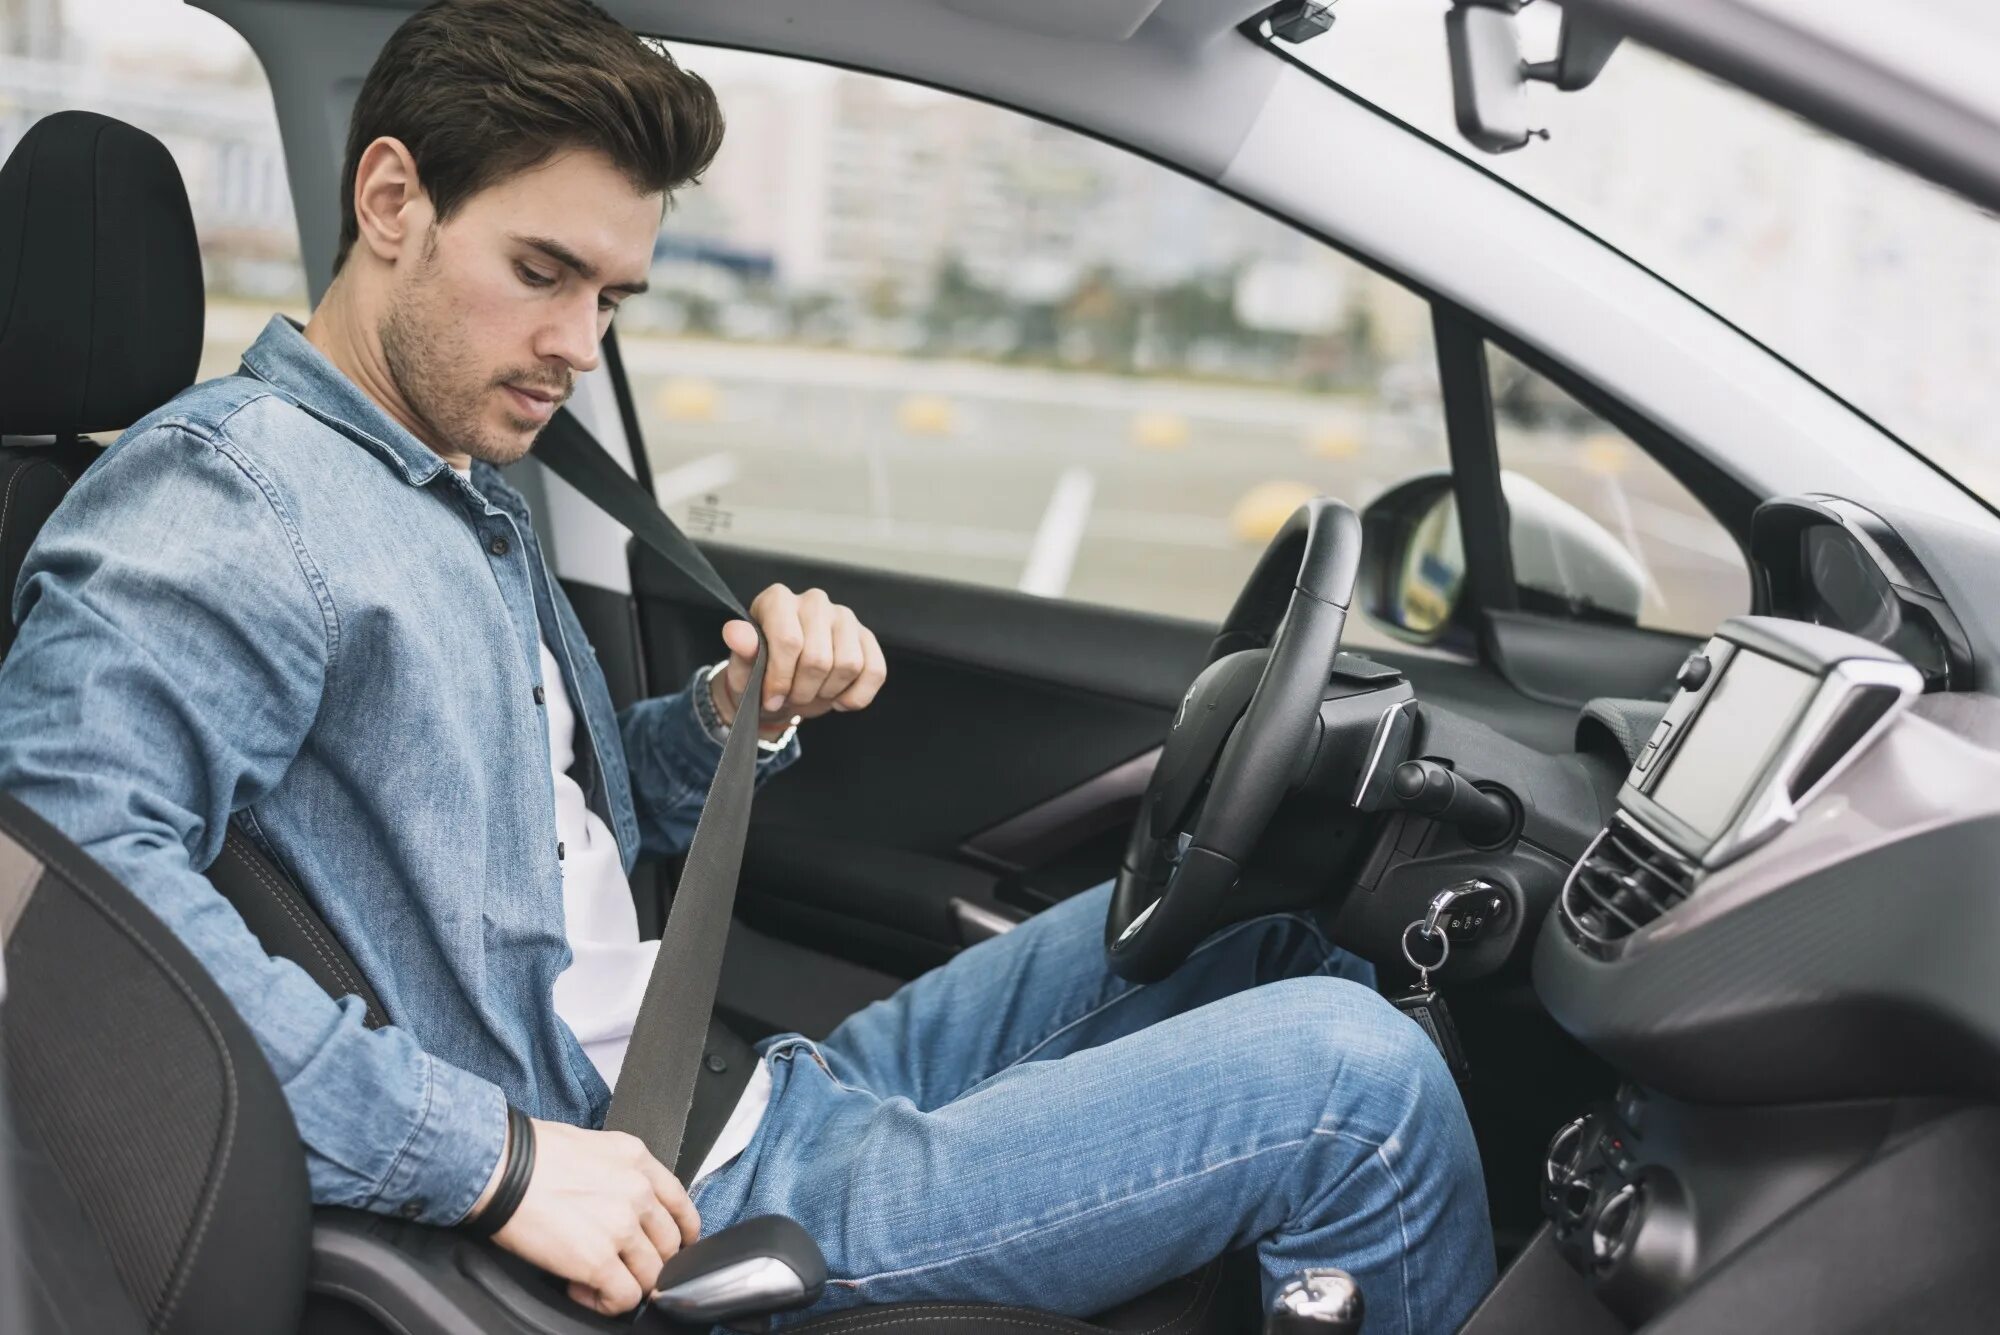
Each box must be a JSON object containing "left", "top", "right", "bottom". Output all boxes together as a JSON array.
[{"left": 1649, "top": 649, "right": 1819, "bottom": 842}]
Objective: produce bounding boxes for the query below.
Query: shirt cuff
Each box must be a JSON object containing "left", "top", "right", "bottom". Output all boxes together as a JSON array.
[
  {"left": 690, "top": 662, "right": 803, "bottom": 764},
  {"left": 367, "top": 1051, "right": 510, "bottom": 1227}
]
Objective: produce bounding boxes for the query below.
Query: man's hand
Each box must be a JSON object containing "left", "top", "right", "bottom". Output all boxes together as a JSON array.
[
  {"left": 711, "top": 584, "right": 886, "bottom": 738},
  {"left": 487, "top": 1121, "right": 699, "bottom": 1316}
]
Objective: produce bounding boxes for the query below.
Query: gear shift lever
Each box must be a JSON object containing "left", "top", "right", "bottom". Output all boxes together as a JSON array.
[{"left": 1266, "top": 1269, "right": 1364, "bottom": 1335}]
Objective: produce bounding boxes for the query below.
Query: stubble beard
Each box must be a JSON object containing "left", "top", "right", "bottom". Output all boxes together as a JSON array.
[{"left": 378, "top": 241, "right": 550, "bottom": 467}]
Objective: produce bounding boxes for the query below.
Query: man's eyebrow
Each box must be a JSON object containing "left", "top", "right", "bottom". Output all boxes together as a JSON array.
[{"left": 513, "top": 234, "right": 650, "bottom": 295}]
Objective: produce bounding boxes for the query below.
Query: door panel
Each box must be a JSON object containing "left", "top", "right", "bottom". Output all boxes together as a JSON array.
[{"left": 629, "top": 542, "right": 1580, "bottom": 977}]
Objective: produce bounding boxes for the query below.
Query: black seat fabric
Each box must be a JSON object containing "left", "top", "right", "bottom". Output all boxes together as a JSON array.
[
  {"left": 0, "top": 791, "right": 312, "bottom": 1335},
  {"left": 0, "top": 111, "right": 203, "bottom": 438}
]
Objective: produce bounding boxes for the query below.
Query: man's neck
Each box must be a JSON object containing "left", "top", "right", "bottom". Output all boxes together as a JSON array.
[{"left": 302, "top": 279, "right": 472, "bottom": 472}]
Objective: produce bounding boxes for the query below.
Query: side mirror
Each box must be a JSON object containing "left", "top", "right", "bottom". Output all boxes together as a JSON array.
[
  {"left": 1359, "top": 470, "right": 1646, "bottom": 644},
  {"left": 1358, "top": 473, "right": 1467, "bottom": 645}
]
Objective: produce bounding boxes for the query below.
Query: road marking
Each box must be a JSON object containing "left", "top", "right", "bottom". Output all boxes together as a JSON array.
[
  {"left": 1019, "top": 467, "right": 1097, "bottom": 598},
  {"left": 651, "top": 452, "right": 739, "bottom": 507}
]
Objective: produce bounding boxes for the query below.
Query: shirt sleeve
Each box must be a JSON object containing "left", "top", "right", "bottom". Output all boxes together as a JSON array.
[
  {"left": 617, "top": 667, "right": 801, "bottom": 861},
  {"left": 0, "top": 421, "right": 506, "bottom": 1226}
]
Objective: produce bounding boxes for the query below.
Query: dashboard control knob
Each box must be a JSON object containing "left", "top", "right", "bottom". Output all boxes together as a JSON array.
[
  {"left": 1676, "top": 652, "right": 1712, "bottom": 692},
  {"left": 1591, "top": 1183, "right": 1643, "bottom": 1270},
  {"left": 1559, "top": 1171, "right": 1601, "bottom": 1227},
  {"left": 1544, "top": 1117, "right": 1588, "bottom": 1191},
  {"left": 1390, "top": 761, "right": 1516, "bottom": 846}
]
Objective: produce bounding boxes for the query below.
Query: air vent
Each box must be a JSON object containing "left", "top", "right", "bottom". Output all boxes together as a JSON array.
[{"left": 1561, "top": 817, "right": 1697, "bottom": 955}]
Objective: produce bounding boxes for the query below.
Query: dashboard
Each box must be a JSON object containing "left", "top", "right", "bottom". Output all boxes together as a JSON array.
[
  {"left": 1506, "top": 493, "right": 2000, "bottom": 1328},
  {"left": 1751, "top": 494, "right": 1973, "bottom": 689}
]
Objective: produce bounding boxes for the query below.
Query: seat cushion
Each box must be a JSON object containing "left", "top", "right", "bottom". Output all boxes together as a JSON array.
[{"left": 781, "top": 1250, "right": 1259, "bottom": 1335}]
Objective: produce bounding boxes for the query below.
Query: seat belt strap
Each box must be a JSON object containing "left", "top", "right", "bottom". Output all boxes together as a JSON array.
[{"left": 533, "top": 408, "right": 766, "bottom": 1172}]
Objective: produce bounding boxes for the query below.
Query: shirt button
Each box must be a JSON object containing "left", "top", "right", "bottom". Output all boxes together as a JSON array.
[
  {"left": 533, "top": 685, "right": 545, "bottom": 705},
  {"left": 556, "top": 842, "right": 566, "bottom": 861},
  {"left": 398, "top": 1199, "right": 425, "bottom": 1220},
  {"left": 489, "top": 536, "right": 510, "bottom": 557}
]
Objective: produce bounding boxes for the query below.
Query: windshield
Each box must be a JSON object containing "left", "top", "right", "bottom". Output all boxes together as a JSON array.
[{"left": 1280, "top": 0, "right": 2000, "bottom": 506}]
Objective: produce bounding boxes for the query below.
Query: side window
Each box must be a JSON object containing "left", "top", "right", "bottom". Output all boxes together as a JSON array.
[
  {"left": 1487, "top": 347, "right": 1749, "bottom": 637},
  {"left": 3, "top": 6, "right": 306, "bottom": 401},
  {"left": 628, "top": 43, "right": 1451, "bottom": 646}
]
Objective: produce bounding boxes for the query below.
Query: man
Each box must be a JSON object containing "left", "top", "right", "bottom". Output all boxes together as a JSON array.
[{"left": 0, "top": 0, "right": 1492, "bottom": 1329}]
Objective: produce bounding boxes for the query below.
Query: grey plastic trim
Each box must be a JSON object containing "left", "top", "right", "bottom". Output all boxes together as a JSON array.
[
  {"left": 652, "top": 1256, "right": 809, "bottom": 1321},
  {"left": 1560, "top": 0, "right": 2000, "bottom": 215}
]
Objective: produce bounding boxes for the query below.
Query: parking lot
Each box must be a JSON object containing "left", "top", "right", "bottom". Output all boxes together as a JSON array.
[{"left": 197, "top": 308, "right": 1749, "bottom": 649}]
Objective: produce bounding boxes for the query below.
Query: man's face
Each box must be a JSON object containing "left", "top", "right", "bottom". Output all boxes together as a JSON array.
[{"left": 378, "top": 148, "right": 660, "bottom": 466}]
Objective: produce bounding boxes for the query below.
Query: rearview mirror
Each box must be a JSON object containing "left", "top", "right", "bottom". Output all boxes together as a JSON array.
[
  {"left": 1446, "top": 4, "right": 1531, "bottom": 153},
  {"left": 1446, "top": 2, "right": 1626, "bottom": 154}
]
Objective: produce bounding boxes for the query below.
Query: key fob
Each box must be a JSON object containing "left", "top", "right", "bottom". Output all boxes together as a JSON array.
[{"left": 1392, "top": 987, "right": 1469, "bottom": 1083}]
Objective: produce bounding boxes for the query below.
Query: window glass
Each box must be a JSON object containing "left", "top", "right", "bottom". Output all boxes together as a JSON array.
[
  {"left": 1281, "top": 0, "right": 2000, "bottom": 508},
  {"left": 1489, "top": 347, "right": 1748, "bottom": 637},
  {"left": 3, "top": 0, "right": 306, "bottom": 405},
  {"left": 628, "top": 42, "right": 1450, "bottom": 643}
]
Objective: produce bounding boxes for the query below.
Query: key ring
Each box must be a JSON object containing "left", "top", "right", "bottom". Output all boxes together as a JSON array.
[{"left": 1401, "top": 920, "right": 1450, "bottom": 976}]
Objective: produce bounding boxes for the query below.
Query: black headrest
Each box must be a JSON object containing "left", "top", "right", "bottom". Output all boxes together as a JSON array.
[{"left": 0, "top": 110, "right": 204, "bottom": 437}]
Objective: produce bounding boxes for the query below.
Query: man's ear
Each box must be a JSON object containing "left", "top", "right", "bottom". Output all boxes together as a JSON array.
[{"left": 350, "top": 136, "right": 433, "bottom": 266}]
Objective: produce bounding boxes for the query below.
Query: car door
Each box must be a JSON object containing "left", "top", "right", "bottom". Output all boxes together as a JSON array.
[{"left": 579, "top": 40, "right": 1755, "bottom": 988}]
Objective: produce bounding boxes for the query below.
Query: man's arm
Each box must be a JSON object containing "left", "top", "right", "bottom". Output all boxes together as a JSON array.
[
  {"left": 617, "top": 670, "right": 800, "bottom": 860},
  {"left": 617, "top": 584, "right": 887, "bottom": 861},
  {"left": 0, "top": 422, "right": 505, "bottom": 1225}
]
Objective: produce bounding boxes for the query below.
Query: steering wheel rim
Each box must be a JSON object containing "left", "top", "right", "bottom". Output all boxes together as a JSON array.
[{"left": 1105, "top": 498, "right": 1363, "bottom": 982}]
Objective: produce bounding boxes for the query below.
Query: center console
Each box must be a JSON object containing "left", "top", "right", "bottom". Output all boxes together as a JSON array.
[
  {"left": 1508, "top": 618, "right": 1937, "bottom": 1327},
  {"left": 1559, "top": 617, "right": 1921, "bottom": 960}
]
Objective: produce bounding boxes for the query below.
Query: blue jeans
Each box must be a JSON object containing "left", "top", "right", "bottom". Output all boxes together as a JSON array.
[{"left": 690, "top": 882, "right": 1495, "bottom": 1335}]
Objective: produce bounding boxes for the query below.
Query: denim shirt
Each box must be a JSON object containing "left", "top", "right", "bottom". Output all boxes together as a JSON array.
[{"left": 0, "top": 315, "right": 798, "bottom": 1225}]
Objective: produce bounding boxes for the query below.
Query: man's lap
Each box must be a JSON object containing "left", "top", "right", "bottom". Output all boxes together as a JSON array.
[{"left": 681, "top": 883, "right": 1493, "bottom": 1331}]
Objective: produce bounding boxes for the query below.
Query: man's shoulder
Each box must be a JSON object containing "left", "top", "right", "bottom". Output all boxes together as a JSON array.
[{"left": 99, "top": 371, "right": 355, "bottom": 487}]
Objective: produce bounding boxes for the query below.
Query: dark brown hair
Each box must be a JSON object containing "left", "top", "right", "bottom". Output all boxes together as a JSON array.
[{"left": 332, "top": 0, "right": 723, "bottom": 275}]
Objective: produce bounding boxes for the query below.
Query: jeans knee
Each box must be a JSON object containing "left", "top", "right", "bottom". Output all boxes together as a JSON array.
[{"left": 1244, "top": 977, "right": 1470, "bottom": 1141}]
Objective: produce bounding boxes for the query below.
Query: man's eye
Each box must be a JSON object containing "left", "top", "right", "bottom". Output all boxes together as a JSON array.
[{"left": 516, "top": 264, "right": 557, "bottom": 288}]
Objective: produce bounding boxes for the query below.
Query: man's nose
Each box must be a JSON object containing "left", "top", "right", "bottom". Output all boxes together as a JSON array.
[{"left": 537, "top": 295, "right": 602, "bottom": 376}]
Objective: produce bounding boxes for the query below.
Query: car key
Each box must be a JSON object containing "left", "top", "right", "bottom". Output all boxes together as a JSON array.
[{"left": 1394, "top": 919, "right": 1469, "bottom": 1082}]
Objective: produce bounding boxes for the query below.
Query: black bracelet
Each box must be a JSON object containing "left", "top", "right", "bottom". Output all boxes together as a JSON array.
[{"left": 465, "top": 1105, "right": 536, "bottom": 1239}]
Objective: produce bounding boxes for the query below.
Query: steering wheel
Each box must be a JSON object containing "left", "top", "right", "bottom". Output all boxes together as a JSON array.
[{"left": 1105, "top": 498, "right": 1363, "bottom": 982}]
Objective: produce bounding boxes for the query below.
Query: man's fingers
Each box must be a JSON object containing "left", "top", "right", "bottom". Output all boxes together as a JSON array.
[
  {"left": 637, "top": 1204, "right": 683, "bottom": 1270},
  {"left": 637, "top": 1154, "right": 701, "bottom": 1246},
  {"left": 585, "top": 1253, "right": 646, "bottom": 1316},
  {"left": 753, "top": 584, "right": 803, "bottom": 709},
  {"left": 719, "top": 619, "right": 758, "bottom": 704},
  {"left": 821, "top": 609, "right": 866, "bottom": 704},
  {"left": 834, "top": 626, "right": 887, "bottom": 712},
  {"left": 787, "top": 589, "right": 837, "bottom": 708},
  {"left": 618, "top": 1230, "right": 667, "bottom": 1308}
]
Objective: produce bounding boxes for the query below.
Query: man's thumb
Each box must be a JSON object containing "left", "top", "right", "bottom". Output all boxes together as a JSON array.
[{"left": 721, "top": 619, "right": 759, "bottom": 661}]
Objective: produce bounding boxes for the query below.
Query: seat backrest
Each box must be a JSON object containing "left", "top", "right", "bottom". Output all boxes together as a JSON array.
[
  {"left": 0, "top": 110, "right": 390, "bottom": 1334},
  {"left": 1, "top": 790, "right": 312, "bottom": 1335}
]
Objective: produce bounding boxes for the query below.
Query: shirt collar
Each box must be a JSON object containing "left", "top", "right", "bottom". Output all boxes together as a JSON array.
[{"left": 238, "top": 314, "right": 452, "bottom": 488}]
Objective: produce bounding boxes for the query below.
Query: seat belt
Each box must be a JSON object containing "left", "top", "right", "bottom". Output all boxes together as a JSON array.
[{"left": 533, "top": 408, "right": 767, "bottom": 1175}]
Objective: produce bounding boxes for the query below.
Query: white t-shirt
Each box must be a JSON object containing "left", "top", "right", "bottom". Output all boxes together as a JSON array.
[{"left": 455, "top": 465, "right": 769, "bottom": 1183}]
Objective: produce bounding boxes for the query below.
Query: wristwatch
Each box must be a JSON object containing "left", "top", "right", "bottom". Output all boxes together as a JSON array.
[{"left": 694, "top": 661, "right": 799, "bottom": 754}]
